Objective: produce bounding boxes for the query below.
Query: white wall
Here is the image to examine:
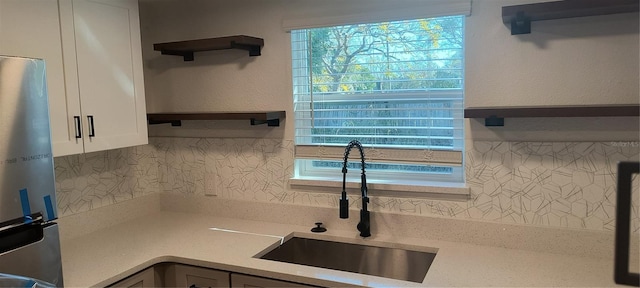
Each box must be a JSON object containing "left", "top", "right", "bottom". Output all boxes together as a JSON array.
[
  {"left": 139, "top": 0, "right": 639, "bottom": 141},
  {"left": 54, "top": 0, "right": 640, "bottom": 231},
  {"left": 466, "top": 0, "right": 638, "bottom": 108},
  {"left": 464, "top": 0, "right": 639, "bottom": 142},
  {"left": 140, "top": 0, "right": 293, "bottom": 138}
]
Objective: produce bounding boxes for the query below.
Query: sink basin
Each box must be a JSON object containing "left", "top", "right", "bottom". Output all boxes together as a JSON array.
[{"left": 256, "top": 236, "right": 437, "bottom": 283}]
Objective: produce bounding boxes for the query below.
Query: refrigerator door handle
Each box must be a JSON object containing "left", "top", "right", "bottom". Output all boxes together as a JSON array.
[
  {"left": 0, "top": 223, "right": 63, "bottom": 287},
  {"left": 0, "top": 213, "right": 45, "bottom": 255},
  {"left": 0, "top": 213, "right": 44, "bottom": 233}
]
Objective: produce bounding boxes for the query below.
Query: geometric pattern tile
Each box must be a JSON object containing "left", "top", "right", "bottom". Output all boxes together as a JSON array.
[
  {"left": 153, "top": 137, "right": 207, "bottom": 195},
  {"left": 153, "top": 137, "right": 295, "bottom": 202},
  {"left": 56, "top": 137, "right": 639, "bottom": 232},
  {"left": 463, "top": 142, "right": 639, "bottom": 231},
  {"left": 53, "top": 144, "right": 158, "bottom": 217}
]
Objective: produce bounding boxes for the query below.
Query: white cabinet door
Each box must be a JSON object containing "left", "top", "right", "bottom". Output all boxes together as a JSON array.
[
  {"left": 1, "top": 0, "right": 148, "bottom": 157},
  {"left": 58, "top": 0, "right": 148, "bottom": 156},
  {"left": 70, "top": 0, "right": 147, "bottom": 153},
  {"left": 0, "top": 0, "right": 83, "bottom": 157},
  {"left": 109, "top": 267, "right": 156, "bottom": 288},
  {"left": 169, "top": 264, "right": 231, "bottom": 288}
]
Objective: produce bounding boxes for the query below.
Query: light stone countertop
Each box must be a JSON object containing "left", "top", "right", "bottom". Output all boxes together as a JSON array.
[{"left": 59, "top": 207, "right": 623, "bottom": 287}]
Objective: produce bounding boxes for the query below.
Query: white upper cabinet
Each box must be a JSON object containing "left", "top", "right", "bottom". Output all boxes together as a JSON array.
[
  {"left": 58, "top": 0, "right": 148, "bottom": 155},
  {"left": 0, "top": 0, "right": 76, "bottom": 157},
  {"left": 0, "top": 0, "right": 148, "bottom": 157}
]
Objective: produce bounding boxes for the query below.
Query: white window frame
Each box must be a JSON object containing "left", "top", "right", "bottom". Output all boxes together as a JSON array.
[{"left": 289, "top": 14, "right": 469, "bottom": 195}]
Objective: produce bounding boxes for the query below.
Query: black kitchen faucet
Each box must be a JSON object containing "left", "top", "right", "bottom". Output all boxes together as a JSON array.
[{"left": 339, "top": 140, "right": 371, "bottom": 238}]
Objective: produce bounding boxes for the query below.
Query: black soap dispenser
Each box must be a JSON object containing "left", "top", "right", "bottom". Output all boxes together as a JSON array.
[{"left": 311, "top": 222, "right": 327, "bottom": 233}]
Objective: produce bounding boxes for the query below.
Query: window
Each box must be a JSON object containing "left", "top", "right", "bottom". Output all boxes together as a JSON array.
[{"left": 292, "top": 16, "right": 465, "bottom": 186}]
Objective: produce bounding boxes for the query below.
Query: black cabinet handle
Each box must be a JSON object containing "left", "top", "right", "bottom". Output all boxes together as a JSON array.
[
  {"left": 614, "top": 161, "right": 640, "bottom": 287},
  {"left": 73, "top": 116, "right": 81, "bottom": 138},
  {"left": 189, "top": 284, "right": 213, "bottom": 288},
  {"left": 87, "top": 115, "right": 95, "bottom": 137}
]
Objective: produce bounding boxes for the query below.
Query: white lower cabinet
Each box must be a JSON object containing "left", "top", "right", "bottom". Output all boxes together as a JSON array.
[
  {"left": 166, "top": 264, "right": 230, "bottom": 288},
  {"left": 230, "top": 273, "right": 316, "bottom": 288},
  {"left": 0, "top": 0, "right": 148, "bottom": 157},
  {"left": 109, "top": 266, "right": 157, "bottom": 288},
  {"left": 111, "top": 263, "right": 319, "bottom": 288}
]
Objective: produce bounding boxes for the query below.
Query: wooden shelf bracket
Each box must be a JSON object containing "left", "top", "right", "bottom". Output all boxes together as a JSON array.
[{"left": 250, "top": 118, "right": 279, "bottom": 127}]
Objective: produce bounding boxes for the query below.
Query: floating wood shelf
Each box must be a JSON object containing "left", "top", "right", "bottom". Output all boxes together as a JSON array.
[
  {"left": 465, "top": 104, "right": 640, "bottom": 126},
  {"left": 147, "top": 111, "right": 285, "bottom": 127},
  {"left": 153, "top": 35, "right": 264, "bottom": 61},
  {"left": 502, "top": 0, "right": 639, "bottom": 35}
]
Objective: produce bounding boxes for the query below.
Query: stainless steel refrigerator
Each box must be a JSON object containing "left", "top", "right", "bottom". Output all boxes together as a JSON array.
[{"left": 0, "top": 56, "right": 63, "bottom": 287}]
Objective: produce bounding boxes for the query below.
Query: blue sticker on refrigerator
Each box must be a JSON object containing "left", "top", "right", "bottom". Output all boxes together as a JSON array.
[{"left": 18, "top": 188, "right": 31, "bottom": 218}]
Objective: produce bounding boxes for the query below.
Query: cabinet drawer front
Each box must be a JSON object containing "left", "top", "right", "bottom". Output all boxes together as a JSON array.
[{"left": 171, "top": 264, "right": 231, "bottom": 288}]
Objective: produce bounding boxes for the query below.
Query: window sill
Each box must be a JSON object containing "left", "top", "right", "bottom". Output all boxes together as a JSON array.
[{"left": 289, "top": 176, "right": 470, "bottom": 200}]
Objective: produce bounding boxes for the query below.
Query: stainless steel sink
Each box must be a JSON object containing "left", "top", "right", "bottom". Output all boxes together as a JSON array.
[{"left": 256, "top": 236, "right": 437, "bottom": 283}]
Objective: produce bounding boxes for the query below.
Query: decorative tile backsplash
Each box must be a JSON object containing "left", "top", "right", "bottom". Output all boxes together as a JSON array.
[
  {"left": 153, "top": 138, "right": 295, "bottom": 201},
  {"left": 54, "top": 138, "right": 639, "bottom": 232},
  {"left": 465, "top": 141, "right": 639, "bottom": 231},
  {"left": 54, "top": 145, "right": 158, "bottom": 217}
]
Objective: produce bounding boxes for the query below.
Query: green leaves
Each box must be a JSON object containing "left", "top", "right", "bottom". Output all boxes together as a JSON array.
[{"left": 306, "top": 16, "right": 464, "bottom": 93}]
